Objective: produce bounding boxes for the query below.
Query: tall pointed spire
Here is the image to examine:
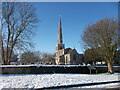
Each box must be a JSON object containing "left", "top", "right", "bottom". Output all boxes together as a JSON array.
[{"left": 58, "top": 18, "right": 63, "bottom": 44}]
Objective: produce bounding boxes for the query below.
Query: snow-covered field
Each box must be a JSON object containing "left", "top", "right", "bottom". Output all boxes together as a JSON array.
[
  {"left": 0, "top": 64, "right": 85, "bottom": 67},
  {"left": 0, "top": 64, "right": 120, "bottom": 67},
  {"left": 0, "top": 73, "right": 120, "bottom": 89}
]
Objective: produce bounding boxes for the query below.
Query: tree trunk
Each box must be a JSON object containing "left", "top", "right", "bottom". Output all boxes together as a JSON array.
[
  {"left": 7, "top": 49, "right": 13, "bottom": 65},
  {"left": 107, "top": 62, "right": 114, "bottom": 74},
  {"left": 0, "top": 30, "right": 5, "bottom": 65}
]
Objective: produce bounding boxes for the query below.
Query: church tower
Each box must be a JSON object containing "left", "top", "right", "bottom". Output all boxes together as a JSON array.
[
  {"left": 56, "top": 18, "right": 65, "bottom": 50},
  {"left": 55, "top": 18, "right": 65, "bottom": 64},
  {"left": 55, "top": 18, "right": 83, "bottom": 65}
]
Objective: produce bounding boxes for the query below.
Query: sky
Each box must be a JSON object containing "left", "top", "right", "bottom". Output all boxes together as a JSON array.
[{"left": 31, "top": 2, "right": 118, "bottom": 54}]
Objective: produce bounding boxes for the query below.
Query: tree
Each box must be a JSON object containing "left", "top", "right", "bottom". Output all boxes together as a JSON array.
[
  {"left": 42, "top": 52, "right": 55, "bottom": 65},
  {"left": 0, "top": 2, "right": 3, "bottom": 64},
  {"left": 20, "top": 51, "right": 41, "bottom": 64},
  {"left": 84, "top": 48, "right": 102, "bottom": 65},
  {"left": 82, "top": 18, "right": 118, "bottom": 73},
  {"left": 1, "top": 2, "right": 38, "bottom": 64},
  {"left": 114, "top": 50, "right": 120, "bottom": 65},
  {"left": 0, "top": 28, "right": 2, "bottom": 64},
  {"left": 20, "top": 51, "right": 55, "bottom": 65}
]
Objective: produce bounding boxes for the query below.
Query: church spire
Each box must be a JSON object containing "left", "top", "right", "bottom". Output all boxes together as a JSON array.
[{"left": 58, "top": 18, "right": 63, "bottom": 44}]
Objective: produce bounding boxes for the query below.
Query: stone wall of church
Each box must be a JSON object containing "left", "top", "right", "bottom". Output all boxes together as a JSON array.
[
  {"left": 64, "top": 54, "right": 70, "bottom": 64},
  {"left": 70, "top": 50, "right": 83, "bottom": 65},
  {"left": 55, "top": 49, "right": 65, "bottom": 64},
  {"left": 56, "top": 49, "right": 65, "bottom": 56},
  {"left": 55, "top": 49, "right": 83, "bottom": 65},
  {"left": 58, "top": 49, "right": 64, "bottom": 56}
]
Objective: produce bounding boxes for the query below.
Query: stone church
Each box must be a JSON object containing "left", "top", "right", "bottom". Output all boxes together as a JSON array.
[{"left": 55, "top": 18, "right": 83, "bottom": 65}]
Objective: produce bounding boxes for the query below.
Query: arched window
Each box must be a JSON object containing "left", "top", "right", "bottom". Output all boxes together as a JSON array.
[
  {"left": 60, "top": 47, "right": 62, "bottom": 49},
  {"left": 73, "top": 54, "right": 76, "bottom": 60}
]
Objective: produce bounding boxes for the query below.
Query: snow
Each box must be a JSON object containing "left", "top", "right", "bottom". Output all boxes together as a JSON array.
[
  {"left": 73, "top": 83, "right": 120, "bottom": 88},
  {"left": 0, "top": 64, "right": 119, "bottom": 68},
  {"left": 0, "top": 64, "right": 85, "bottom": 67},
  {"left": 0, "top": 73, "right": 119, "bottom": 89}
]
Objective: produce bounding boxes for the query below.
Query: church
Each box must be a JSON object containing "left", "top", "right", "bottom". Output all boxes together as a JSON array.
[{"left": 55, "top": 18, "right": 83, "bottom": 65}]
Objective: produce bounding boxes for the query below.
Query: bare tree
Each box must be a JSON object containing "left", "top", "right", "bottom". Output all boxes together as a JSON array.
[
  {"left": 114, "top": 50, "right": 120, "bottom": 65},
  {"left": 42, "top": 52, "right": 55, "bottom": 65},
  {"left": 0, "top": 29, "right": 2, "bottom": 64},
  {"left": 20, "top": 51, "right": 55, "bottom": 65},
  {"left": 82, "top": 18, "right": 118, "bottom": 73},
  {"left": 84, "top": 48, "right": 102, "bottom": 65},
  {"left": 20, "top": 51, "right": 41, "bottom": 64},
  {"left": 0, "top": 2, "right": 3, "bottom": 64},
  {"left": 1, "top": 2, "right": 38, "bottom": 64}
]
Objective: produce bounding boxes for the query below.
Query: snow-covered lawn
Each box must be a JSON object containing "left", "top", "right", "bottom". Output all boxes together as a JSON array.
[
  {"left": 0, "top": 73, "right": 120, "bottom": 89},
  {"left": 1, "top": 64, "right": 119, "bottom": 67}
]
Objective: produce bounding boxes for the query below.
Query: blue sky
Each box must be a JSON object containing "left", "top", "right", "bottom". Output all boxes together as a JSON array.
[{"left": 31, "top": 2, "right": 118, "bottom": 54}]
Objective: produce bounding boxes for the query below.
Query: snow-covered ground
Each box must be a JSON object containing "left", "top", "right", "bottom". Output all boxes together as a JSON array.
[
  {"left": 0, "top": 73, "right": 120, "bottom": 89},
  {"left": 0, "top": 64, "right": 120, "bottom": 67},
  {"left": 0, "top": 64, "right": 85, "bottom": 67}
]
